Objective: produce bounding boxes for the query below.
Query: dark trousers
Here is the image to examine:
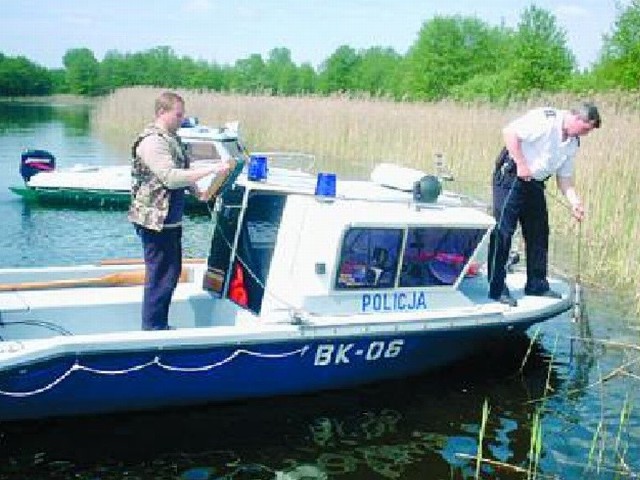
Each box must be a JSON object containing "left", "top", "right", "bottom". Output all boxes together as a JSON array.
[
  {"left": 488, "top": 150, "right": 550, "bottom": 298},
  {"left": 135, "top": 225, "right": 182, "bottom": 330}
]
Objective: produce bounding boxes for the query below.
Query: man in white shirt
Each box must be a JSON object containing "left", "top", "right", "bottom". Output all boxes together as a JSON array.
[{"left": 488, "top": 103, "right": 601, "bottom": 306}]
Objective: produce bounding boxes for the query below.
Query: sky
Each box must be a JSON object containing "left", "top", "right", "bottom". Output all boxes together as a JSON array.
[{"left": 0, "top": 0, "right": 627, "bottom": 71}]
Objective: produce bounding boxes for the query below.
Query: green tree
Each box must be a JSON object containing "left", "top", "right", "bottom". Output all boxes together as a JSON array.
[
  {"left": 265, "top": 47, "right": 299, "bottom": 95},
  {"left": 144, "top": 46, "right": 183, "bottom": 87},
  {"left": 351, "top": 47, "right": 402, "bottom": 97},
  {"left": 230, "top": 54, "right": 267, "bottom": 92},
  {"left": 49, "top": 68, "right": 69, "bottom": 93},
  {"left": 404, "top": 16, "right": 505, "bottom": 100},
  {"left": 99, "top": 50, "right": 133, "bottom": 90},
  {"left": 63, "top": 48, "right": 101, "bottom": 95},
  {"left": 506, "top": 6, "right": 575, "bottom": 94},
  {"left": 0, "top": 53, "right": 53, "bottom": 96},
  {"left": 297, "top": 62, "right": 317, "bottom": 94},
  {"left": 182, "top": 60, "right": 229, "bottom": 91},
  {"left": 317, "top": 45, "right": 359, "bottom": 94},
  {"left": 591, "top": 0, "right": 640, "bottom": 89}
]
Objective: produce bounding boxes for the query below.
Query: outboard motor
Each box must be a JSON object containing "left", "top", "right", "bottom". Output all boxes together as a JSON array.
[{"left": 20, "top": 149, "right": 56, "bottom": 182}]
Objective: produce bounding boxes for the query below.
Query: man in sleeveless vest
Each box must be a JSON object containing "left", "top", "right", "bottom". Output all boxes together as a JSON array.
[
  {"left": 488, "top": 102, "right": 601, "bottom": 307},
  {"left": 129, "top": 91, "right": 229, "bottom": 330}
]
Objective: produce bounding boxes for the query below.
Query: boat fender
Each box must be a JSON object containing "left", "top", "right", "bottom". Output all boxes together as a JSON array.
[
  {"left": 20, "top": 149, "right": 56, "bottom": 181},
  {"left": 229, "top": 263, "right": 249, "bottom": 307}
]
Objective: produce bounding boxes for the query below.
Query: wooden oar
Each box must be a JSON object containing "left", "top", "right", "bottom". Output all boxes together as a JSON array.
[
  {"left": 0, "top": 268, "right": 188, "bottom": 292},
  {"left": 99, "top": 258, "right": 205, "bottom": 266}
]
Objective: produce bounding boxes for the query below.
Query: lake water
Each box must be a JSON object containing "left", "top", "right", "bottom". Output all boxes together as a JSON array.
[{"left": 0, "top": 101, "right": 638, "bottom": 480}]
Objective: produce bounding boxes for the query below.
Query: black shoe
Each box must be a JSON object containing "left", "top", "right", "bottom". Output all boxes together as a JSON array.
[
  {"left": 489, "top": 291, "right": 518, "bottom": 307},
  {"left": 144, "top": 325, "right": 176, "bottom": 331},
  {"left": 526, "top": 289, "right": 562, "bottom": 299}
]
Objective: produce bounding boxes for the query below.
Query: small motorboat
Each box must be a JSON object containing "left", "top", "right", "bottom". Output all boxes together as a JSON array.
[
  {"left": 8, "top": 120, "right": 248, "bottom": 213},
  {"left": 0, "top": 159, "right": 572, "bottom": 421}
]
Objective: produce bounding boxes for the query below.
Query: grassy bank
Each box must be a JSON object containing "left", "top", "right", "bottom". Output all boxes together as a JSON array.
[
  {"left": 0, "top": 94, "right": 95, "bottom": 106},
  {"left": 93, "top": 87, "right": 640, "bottom": 315}
]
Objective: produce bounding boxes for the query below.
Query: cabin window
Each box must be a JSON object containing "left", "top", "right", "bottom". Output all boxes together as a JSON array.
[
  {"left": 399, "top": 227, "right": 485, "bottom": 287},
  {"left": 234, "top": 193, "right": 287, "bottom": 313},
  {"left": 335, "top": 228, "right": 403, "bottom": 290},
  {"left": 188, "top": 142, "right": 221, "bottom": 161}
]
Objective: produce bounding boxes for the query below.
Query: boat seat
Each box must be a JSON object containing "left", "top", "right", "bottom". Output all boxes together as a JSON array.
[{"left": 367, "top": 247, "right": 393, "bottom": 286}]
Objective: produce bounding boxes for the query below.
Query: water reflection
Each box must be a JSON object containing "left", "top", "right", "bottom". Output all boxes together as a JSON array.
[
  {"left": 536, "top": 314, "right": 640, "bottom": 478},
  {"left": 0, "top": 336, "right": 561, "bottom": 479},
  {"left": 0, "top": 101, "right": 91, "bottom": 136},
  {"left": 567, "top": 314, "right": 597, "bottom": 397},
  {"left": 3, "top": 203, "right": 213, "bottom": 268}
]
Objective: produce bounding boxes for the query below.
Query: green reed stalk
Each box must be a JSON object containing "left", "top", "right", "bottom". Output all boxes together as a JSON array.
[
  {"left": 475, "top": 399, "right": 490, "bottom": 480},
  {"left": 519, "top": 328, "right": 541, "bottom": 374},
  {"left": 586, "top": 419, "right": 605, "bottom": 475},
  {"left": 527, "top": 409, "right": 543, "bottom": 480},
  {"left": 613, "top": 396, "right": 632, "bottom": 475},
  {"left": 526, "top": 335, "right": 557, "bottom": 479}
]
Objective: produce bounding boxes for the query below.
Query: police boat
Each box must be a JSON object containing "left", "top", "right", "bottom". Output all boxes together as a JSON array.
[{"left": 0, "top": 158, "right": 572, "bottom": 421}]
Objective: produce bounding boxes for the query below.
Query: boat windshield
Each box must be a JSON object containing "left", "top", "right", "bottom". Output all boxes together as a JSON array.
[
  {"left": 188, "top": 142, "right": 221, "bottom": 161},
  {"left": 187, "top": 139, "right": 245, "bottom": 162},
  {"left": 335, "top": 226, "right": 486, "bottom": 289},
  {"left": 399, "top": 227, "right": 485, "bottom": 287},
  {"left": 233, "top": 192, "right": 286, "bottom": 312},
  {"left": 336, "top": 228, "right": 403, "bottom": 290},
  {"left": 204, "top": 189, "right": 287, "bottom": 314}
]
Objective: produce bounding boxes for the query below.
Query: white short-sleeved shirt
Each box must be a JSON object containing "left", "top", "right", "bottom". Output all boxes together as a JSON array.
[{"left": 503, "top": 107, "right": 578, "bottom": 181}]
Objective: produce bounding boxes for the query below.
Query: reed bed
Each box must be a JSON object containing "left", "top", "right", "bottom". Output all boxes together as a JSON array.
[
  {"left": 93, "top": 87, "right": 640, "bottom": 315},
  {"left": 459, "top": 333, "right": 639, "bottom": 478}
]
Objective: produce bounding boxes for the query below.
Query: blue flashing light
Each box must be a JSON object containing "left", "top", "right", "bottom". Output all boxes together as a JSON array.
[
  {"left": 315, "top": 172, "right": 337, "bottom": 198},
  {"left": 248, "top": 155, "right": 268, "bottom": 181},
  {"left": 180, "top": 117, "right": 199, "bottom": 128}
]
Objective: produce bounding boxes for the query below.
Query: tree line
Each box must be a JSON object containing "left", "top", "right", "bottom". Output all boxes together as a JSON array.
[{"left": 1, "top": 3, "right": 639, "bottom": 102}]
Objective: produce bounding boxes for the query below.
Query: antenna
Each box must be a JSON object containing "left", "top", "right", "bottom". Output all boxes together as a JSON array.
[{"left": 434, "top": 153, "right": 454, "bottom": 181}]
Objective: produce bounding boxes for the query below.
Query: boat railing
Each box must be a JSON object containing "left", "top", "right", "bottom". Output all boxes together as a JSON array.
[{"left": 250, "top": 151, "right": 316, "bottom": 173}]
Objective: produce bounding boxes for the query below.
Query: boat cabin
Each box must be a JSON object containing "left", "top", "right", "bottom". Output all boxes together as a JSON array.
[
  {"left": 178, "top": 122, "right": 246, "bottom": 162},
  {"left": 204, "top": 164, "right": 495, "bottom": 322}
]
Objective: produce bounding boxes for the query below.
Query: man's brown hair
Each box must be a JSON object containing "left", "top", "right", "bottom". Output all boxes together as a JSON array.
[{"left": 155, "top": 91, "right": 184, "bottom": 116}]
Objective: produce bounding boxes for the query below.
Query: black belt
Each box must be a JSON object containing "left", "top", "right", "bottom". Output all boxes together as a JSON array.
[{"left": 495, "top": 147, "right": 549, "bottom": 183}]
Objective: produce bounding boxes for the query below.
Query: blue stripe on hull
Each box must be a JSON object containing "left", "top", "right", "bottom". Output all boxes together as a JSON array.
[{"left": 0, "top": 320, "right": 543, "bottom": 421}]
